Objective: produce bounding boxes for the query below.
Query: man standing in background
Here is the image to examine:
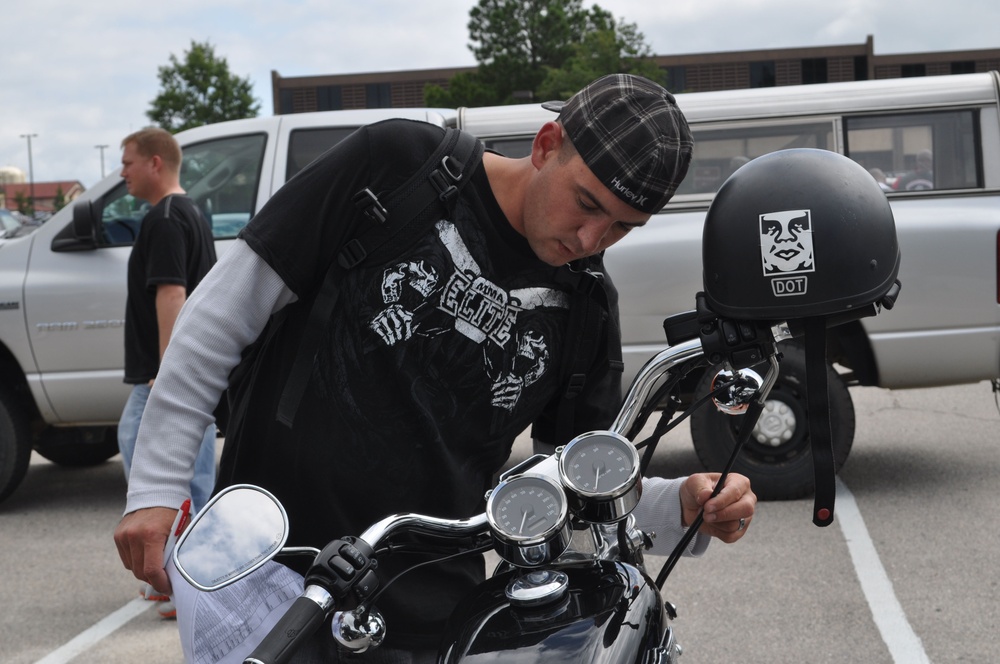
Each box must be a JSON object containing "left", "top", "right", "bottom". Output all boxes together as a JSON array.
[{"left": 117, "top": 127, "right": 218, "bottom": 618}]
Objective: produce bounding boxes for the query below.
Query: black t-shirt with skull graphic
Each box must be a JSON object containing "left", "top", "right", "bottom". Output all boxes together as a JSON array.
[{"left": 220, "top": 119, "right": 621, "bottom": 648}]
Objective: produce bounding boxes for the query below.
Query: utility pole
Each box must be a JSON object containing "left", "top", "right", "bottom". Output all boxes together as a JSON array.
[
  {"left": 19, "top": 133, "right": 37, "bottom": 217},
  {"left": 95, "top": 144, "right": 109, "bottom": 179}
]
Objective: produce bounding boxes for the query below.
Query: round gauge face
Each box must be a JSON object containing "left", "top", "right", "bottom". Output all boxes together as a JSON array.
[
  {"left": 560, "top": 432, "right": 639, "bottom": 497},
  {"left": 488, "top": 475, "right": 566, "bottom": 542}
]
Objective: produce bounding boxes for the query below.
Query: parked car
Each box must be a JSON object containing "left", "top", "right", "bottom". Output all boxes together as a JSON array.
[
  {"left": 0, "top": 208, "right": 44, "bottom": 240},
  {"left": 0, "top": 73, "right": 997, "bottom": 503},
  {"left": 0, "top": 209, "right": 20, "bottom": 237}
]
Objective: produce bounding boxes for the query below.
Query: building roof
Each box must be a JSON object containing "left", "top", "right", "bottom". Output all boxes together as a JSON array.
[{"left": 2, "top": 180, "right": 86, "bottom": 211}]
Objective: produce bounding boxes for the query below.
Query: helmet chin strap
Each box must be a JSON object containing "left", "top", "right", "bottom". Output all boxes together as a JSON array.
[{"left": 804, "top": 316, "right": 836, "bottom": 527}]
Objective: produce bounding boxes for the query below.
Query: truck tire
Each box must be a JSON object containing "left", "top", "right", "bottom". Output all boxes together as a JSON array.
[
  {"left": 34, "top": 427, "right": 119, "bottom": 467},
  {"left": 689, "top": 343, "right": 855, "bottom": 501},
  {"left": 0, "top": 388, "right": 32, "bottom": 503}
]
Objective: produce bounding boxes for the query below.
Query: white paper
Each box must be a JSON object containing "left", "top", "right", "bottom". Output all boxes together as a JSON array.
[{"left": 168, "top": 556, "right": 304, "bottom": 664}]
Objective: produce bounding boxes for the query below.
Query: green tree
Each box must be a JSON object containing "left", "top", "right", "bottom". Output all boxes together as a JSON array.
[
  {"left": 425, "top": 71, "right": 498, "bottom": 109},
  {"left": 147, "top": 40, "right": 260, "bottom": 132},
  {"left": 14, "top": 191, "right": 32, "bottom": 217},
  {"left": 52, "top": 186, "right": 66, "bottom": 212},
  {"left": 537, "top": 8, "right": 664, "bottom": 101},
  {"left": 426, "top": 1, "right": 660, "bottom": 107}
]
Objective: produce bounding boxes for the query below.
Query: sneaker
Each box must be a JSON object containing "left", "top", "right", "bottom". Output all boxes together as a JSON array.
[
  {"left": 140, "top": 583, "right": 170, "bottom": 602},
  {"left": 157, "top": 600, "right": 177, "bottom": 620}
]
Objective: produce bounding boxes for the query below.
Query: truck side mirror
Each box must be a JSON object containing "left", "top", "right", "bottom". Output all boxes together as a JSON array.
[{"left": 71, "top": 200, "right": 99, "bottom": 247}]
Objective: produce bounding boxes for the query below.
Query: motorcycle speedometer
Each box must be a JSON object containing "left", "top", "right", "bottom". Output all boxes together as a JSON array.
[
  {"left": 487, "top": 474, "right": 572, "bottom": 567},
  {"left": 558, "top": 431, "right": 641, "bottom": 523}
]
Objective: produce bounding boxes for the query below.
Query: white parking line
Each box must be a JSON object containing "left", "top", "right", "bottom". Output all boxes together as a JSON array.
[
  {"left": 837, "top": 477, "right": 931, "bottom": 664},
  {"left": 33, "top": 596, "right": 153, "bottom": 664}
]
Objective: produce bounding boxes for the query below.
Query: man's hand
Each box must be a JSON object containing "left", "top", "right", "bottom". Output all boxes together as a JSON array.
[
  {"left": 680, "top": 472, "right": 756, "bottom": 543},
  {"left": 113, "top": 507, "right": 178, "bottom": 595}
]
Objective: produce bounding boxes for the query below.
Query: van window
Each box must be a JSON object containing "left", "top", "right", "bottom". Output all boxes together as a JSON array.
[
  {"left": 844, "top": 110, "right": 980, "bottom": 191},
  {"left": 675, "top": 121, "right": 836, "bottom": 197},
  {"left": 287, "top": 127, "right": 360, "bottom": 182},
  {"left": 95, "top": 132, "right": 267, "bottom": 245},
  {"left": 483, "top": 138, "right": 534, "bottom": 159},
  {"left": 182, "top": 133, "right": 267, "bottom": 238}
]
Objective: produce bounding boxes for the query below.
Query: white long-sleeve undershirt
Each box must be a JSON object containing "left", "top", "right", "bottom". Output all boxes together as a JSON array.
[{"left": 125, "top": 239, "right": 295, "bottom": 514}]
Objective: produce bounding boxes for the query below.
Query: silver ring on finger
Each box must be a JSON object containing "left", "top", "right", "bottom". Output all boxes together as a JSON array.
[{"left": 737, "top": 517, "right": 747, "bottom": 532}]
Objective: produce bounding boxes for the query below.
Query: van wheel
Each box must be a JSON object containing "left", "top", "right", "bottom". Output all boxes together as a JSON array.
[
  {"left": 0, "top": 389, "right": 32, "bottom": 503},
  {"left": 689, "top": 343, "right": 855, "bottom": 501},
  {"left": 35, "top": 427, "right": 119, "bottom": 467}
]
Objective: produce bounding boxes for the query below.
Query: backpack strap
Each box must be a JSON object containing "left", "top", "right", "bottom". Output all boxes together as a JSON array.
[
  {"left": 550, "top": 260, "right": 624, "bottom": 446},
  {"left": 337, "top": 128, "right": 482, "bottom": 269},
  {"left": 275, "top": 128, "right": 484, "bottom": 428}
]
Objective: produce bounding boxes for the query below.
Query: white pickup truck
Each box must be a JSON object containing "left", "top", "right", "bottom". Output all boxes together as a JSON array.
[{"left": 1, "top": 72, "right": 998, "bottom": 503}]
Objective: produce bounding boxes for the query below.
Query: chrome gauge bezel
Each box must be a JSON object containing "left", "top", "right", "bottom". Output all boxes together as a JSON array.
[
  {"left": 557, "top": 431, "right": 642, "bottom": 523},
  {"left": 486, "top": 473, "right": 572, "bottom": 567}
]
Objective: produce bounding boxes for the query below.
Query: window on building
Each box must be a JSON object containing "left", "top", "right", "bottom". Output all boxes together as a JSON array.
[
  {"left": 749, "top": 61, "right": 776, "bottom": 88},
  {"left": 279, "top": 89, "right": 295, "bottom": 115},
  {"left": 951, "top": 61, "right": 976, "bottom": 75},
  {"left": 854, "top": 56, "right": 869, "bottom": 81},
  {"left": 366, "top": 83, "right": 393, "bottom": 108},
  {"left": 901, "top": 63, "right": 927, "bottom": 77},
  {"left": 317, "top": 86, "right": 343, "bottom": 111},
  {"left": 801, "top": 58, "right": 828, "bottom": 84},
  {"left": 845, "top": 110, "right": 981, "bottom": 191},
  {"left": 665, "top": 66, "right": 687, "bottom": 93}
]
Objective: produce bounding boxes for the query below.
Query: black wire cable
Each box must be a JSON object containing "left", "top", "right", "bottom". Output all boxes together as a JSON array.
[
  {"left": 633, "top": 375, "right": 742, "bottom": 479},
  {"left": 357, "top": 542, "right": 494, "bottom": 613},
  {"left": 654, "top": 397, "right": 765, "bottom": 590},
  {"left": 633, "top": 376, "right": 740, "bottom": 450}
]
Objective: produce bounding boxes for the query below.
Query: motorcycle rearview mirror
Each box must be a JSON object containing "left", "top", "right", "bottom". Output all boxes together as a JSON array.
[
  {"left": 709, "top": 367, "right": 765, "bottom": 415},
  {"left": 172, "top": 484, "right": 289, "bottom": 591}
]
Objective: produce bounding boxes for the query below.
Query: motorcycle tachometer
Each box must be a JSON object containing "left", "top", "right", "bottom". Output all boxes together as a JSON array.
[
  {"left": 558, "top": 431, "right": 642, "bottom": 523},
  {"left": 487, "top": 474, "right": 572, "bottom": 567}
]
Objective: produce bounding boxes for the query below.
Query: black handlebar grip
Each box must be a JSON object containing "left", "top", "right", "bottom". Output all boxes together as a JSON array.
[{"left": 244, "top": 593, "right": 330, "bottom": 664}]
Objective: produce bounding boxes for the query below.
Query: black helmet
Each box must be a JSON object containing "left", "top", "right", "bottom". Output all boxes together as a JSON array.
[{"left": 702, "top": 148, "right": 900, "bottom": 322}]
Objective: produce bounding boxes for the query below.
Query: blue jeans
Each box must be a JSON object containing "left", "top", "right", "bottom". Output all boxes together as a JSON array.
[{"left": 118, "top": 383, "right": 217, "bottom": 513}]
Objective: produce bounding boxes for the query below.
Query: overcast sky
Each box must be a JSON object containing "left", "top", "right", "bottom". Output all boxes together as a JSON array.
[{"left": 3, "top": 0, "right": 998, "bottom": 189}]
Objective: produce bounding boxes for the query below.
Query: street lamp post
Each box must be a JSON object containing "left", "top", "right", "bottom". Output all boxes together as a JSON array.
[
  {"left": 19, "top": 133, "right": 37, "bottom": 217},
  {"left": 95, "top": 144, "right": 109, "bottom": 179}
]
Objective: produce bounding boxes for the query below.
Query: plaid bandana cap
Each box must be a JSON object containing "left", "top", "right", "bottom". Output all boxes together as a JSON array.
[{"left": 542, "top": 74, "right": 693, "bottom": 214}]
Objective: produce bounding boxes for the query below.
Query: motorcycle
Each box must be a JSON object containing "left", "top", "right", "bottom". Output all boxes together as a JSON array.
[{"left": 170, "top": 298, "right": 806, "bottom": 664}]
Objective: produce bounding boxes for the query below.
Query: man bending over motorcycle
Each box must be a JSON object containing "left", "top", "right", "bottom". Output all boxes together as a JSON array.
[{"left": 115, "top": 73, "right": 757, "bottom": 662}]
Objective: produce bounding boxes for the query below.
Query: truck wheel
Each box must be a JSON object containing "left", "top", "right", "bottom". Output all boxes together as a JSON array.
[
  {"left": 0, "top": 389, "right": 32, "bottom": 503},
  {"left": 34, "top": 427, "right": 119, "bottom": 467},
  {"left": 689, "top": 343, "right": 855, "bottom": 501}
]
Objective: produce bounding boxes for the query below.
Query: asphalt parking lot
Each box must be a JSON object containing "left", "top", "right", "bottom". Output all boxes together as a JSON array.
[{"left": 1, "top": 380, "right": 997, "bottom": 663}]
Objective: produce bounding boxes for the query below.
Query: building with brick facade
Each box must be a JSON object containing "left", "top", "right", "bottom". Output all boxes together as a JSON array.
[{"left": 270, "top": 35, "right": 1000, "bottom": 114}]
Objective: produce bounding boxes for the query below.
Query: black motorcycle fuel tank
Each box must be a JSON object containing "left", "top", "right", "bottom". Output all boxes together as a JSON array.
[{"left": 438, "top": 561, "right": 664, "bottom": 663}]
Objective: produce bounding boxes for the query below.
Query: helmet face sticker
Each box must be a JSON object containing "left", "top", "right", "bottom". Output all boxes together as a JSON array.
[{"left": 759, "top": 209, "right": 814, "bottom": 297}]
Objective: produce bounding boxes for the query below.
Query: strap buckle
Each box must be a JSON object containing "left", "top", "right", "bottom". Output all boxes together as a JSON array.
[
  {"left": 337, "top": 239, "right": 367, "bottom": 270},
  {"left": 430, "top": 155, "right": 467, "bottom": 203},
  {"left": 352, "top": 188, "right": 388, "bottom": 224}
]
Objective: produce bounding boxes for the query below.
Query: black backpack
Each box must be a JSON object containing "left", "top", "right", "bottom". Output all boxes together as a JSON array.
[{"left": 216, "top": 127, "right": 622, "bottom": 446}]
